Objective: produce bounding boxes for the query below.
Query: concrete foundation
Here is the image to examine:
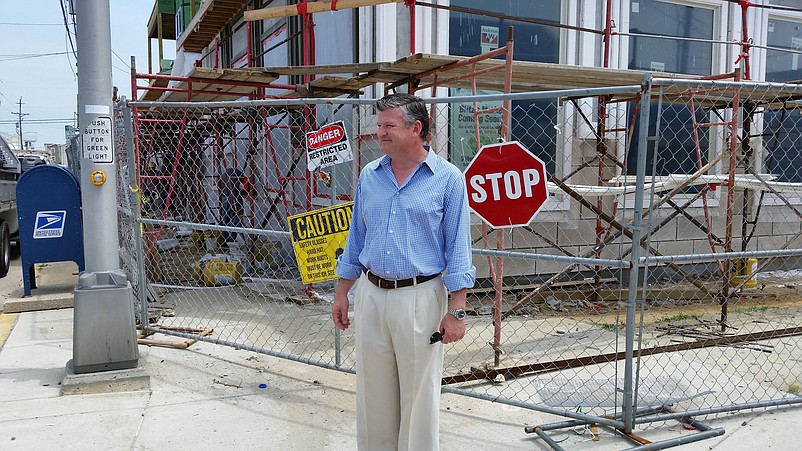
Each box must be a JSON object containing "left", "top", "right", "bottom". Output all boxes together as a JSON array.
[{"left": 61, "top": 358, "right": 150, "bottom": 396}]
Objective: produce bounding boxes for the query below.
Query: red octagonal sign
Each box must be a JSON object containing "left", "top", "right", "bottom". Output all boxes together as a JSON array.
[{"left": 464, "top": 141, "right": 549, "bottom": 228}]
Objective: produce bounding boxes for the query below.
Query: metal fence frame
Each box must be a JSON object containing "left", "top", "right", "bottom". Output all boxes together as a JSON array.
[{"left": 116, "top": 78, "right": 802, "bottom": 449}]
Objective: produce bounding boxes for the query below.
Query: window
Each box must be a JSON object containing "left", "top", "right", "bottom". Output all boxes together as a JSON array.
[
  {"left": 628, "top": 0, "right": 714, "bottom": 76},
  {"left": 765, "top": 17, "right": 802, "bottom": 82},
  {"left": 763, "top": 15, "right": 802, "bottom": 182},
  {"left": 770, "top": 1, "right": 802, "bottom": 9},
  {"left": 626, "top": 0, "right": 715, "bottom": 177},
  {"left": 448, "top": 1, "right": 561, "bottom": 173},
  {"left": 262, "top": 23, "right": 289, "bottom": 85},
  {"left": 230, "top": 17, "right": 250, "bottom": 68},
  {"left": 175, "top": 0, "right": 194, "bottom": 39},
  {"left": 449, "top": 1, "right": 560, "bottom": 63}
]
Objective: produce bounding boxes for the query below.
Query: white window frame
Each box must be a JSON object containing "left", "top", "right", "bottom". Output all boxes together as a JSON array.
[
  {"left": 435, "top": 1, "right": 574, "bottom": 216},
  {"left": 616, "top": 0, "right": 729, "bottom": 211},
  {"left": 750, "top": 4, "right": 802, "bottom": 215}
]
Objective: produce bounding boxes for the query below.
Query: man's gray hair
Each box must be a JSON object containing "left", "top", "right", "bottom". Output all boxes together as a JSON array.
[{"left": 376, "top": 93, "right": 429, "bottom": 140}]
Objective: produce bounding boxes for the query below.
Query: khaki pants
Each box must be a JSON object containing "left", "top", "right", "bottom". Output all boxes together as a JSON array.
[{"left": 354, "top": 273, "right": 447, "bottom": 451}]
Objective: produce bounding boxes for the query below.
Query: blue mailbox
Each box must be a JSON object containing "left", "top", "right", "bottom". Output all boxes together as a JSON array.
[{"left": 17, "top": 165, "right": 85, "bottom": 296}]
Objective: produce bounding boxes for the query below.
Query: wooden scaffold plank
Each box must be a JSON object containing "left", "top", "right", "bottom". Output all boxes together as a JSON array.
[{"left": 245, "top": 0, "right": 405, "bottom": 21}]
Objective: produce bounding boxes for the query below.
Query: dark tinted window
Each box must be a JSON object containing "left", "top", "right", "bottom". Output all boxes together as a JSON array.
[
  {"left": 627, "top": 0, "right": 714, "bottom": 177},
  {"left": 448, "top": 1, "right": 560, "bottom": 173},
  {"left": 766, "top": 18, "right": 802, "bottom": 83},
  {"left": 628, "top": 0, "right": 714, "bottom": 76},
  {"left": 763, "top": 18, "right": 802, "bottom": 182}
]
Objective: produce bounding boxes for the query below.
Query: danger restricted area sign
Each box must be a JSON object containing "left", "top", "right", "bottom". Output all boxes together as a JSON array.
[
  {"left": 287, "top": 202, "right": 353, "bottom": 284},
  {"left": 306, "top": 121, "right": 353, "bottom": 171}
]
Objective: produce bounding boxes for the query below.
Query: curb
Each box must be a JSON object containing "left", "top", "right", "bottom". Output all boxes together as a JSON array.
[
  {"left": 3, "top": 261, "right": 78, "bottom": 313},
  {"left": 0, "top": 312, "right": 18, "bottom": 349}
]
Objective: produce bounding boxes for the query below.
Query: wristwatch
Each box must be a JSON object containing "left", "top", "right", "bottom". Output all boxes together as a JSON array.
[{"left": 448, "top": 308, "right": 467, "bottom": 320}]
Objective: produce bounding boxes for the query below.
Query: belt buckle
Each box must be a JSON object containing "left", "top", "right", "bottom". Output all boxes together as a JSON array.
[
  {"left": 371, "top": 272, "right": 391, "bottom": 289},
  {"left": 384, "top": 278, "right": 396, "bottom": 289}
]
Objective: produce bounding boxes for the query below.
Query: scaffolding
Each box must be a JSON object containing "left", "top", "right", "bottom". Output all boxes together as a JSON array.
[
  {"left": 132, "top": 0, "right": 802, "bottom": 360},
  {"left": 127, "top": 2, "right": 802, "bottom": 448}
]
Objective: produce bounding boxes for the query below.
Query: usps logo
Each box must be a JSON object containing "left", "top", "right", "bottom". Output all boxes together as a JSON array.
[{"left": 33, "top": 211, "right": 67, "bottom": 239}]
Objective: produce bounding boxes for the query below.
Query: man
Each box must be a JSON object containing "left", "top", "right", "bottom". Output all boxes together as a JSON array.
[{"left": 331, "top": 93, "right": 476, "bottom": 450}]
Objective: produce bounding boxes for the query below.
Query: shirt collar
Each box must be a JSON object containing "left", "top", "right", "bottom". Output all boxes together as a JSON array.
[{"left": 376, "top": 148, "right": 439, "bottom": 174}]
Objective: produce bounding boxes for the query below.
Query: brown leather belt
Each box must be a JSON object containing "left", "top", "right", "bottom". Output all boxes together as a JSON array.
[{"left": 364, "top": 270, "right": 439, "bottom": 289}]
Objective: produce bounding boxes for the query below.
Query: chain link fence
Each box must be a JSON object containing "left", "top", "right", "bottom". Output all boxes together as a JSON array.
[{"left": 118, "top": 80, "right": 802, "bottom": 446}]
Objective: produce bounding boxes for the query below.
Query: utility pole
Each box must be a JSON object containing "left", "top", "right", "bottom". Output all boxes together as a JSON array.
[
  {"left": 12, "top": 97, "right": 28, "bottom": 152},
  {"left": 71, "top": 0, "right": 140, "bottom": 374}
]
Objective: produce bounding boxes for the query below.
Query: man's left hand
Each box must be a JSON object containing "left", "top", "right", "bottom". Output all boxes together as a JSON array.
[{"left": 439, "top": 313, "right": 466, "bottom": 344}]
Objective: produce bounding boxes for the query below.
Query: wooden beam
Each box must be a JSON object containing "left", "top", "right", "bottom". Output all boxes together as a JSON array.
[
  {"left": 245, "top": 0, "right": 404, "bottom": 21},
  {"left": 262, "top": 61, "right": 384, "bottom": 76}
]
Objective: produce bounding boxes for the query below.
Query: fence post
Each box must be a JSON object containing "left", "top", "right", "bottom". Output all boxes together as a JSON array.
[
  {"left": 328, "top": 105, "right": 343, "bottom": 367},
  {"left": 121, "top": 99, "right": 149, "bottom": 327},
  {"left": 623, "top": 74, "right": 653, "bottom": 433}
]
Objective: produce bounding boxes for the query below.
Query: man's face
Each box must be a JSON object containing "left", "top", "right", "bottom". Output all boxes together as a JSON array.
[{"left": 377, "top": 107, "right": 421, "bottom": 156}]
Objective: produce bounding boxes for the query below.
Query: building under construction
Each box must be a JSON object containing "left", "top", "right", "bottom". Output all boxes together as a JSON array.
[{"left": 121, "top": 1, "right": 802, "bottom": 448}]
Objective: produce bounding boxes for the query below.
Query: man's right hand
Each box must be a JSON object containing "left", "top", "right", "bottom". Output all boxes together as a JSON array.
[
  {"left": 331, "top": 294, "right": 351, "bottom": 331},
  {"left": 331, "top": 278, "right": 356, "bottom": 331}
]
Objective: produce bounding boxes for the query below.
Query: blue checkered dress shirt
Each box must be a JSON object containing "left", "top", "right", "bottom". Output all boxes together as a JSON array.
[{"left": 336, "top": 149, "right": 476, "bottom": 292}]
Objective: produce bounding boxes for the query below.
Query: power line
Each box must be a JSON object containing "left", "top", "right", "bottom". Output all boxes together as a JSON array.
[
  {"left": 64, "top": 32, "right": 77, "bottom": 78},
  {"left": 0, "top": 88, "right": 13, "bottom": 108},
  {"left": 112, "top": 50, "right": 129, "bottom": 68},
  {"left": 60, "top": 0, "right": 77, "bottom": 59},
  {"left": 0, "top": 119, "right": 75, "bottom": 124},
  {"left": 0, "top": 52, "right": 69, "bottom": 61},
  {"left": 61, "top": 0, "right": 78, "bottom": 79},
  {"left": 112, "top": 64, "right": 130, "bottom": 76},
  {"left": 0, "top": 22, "right": 62, "bottom": 26}
]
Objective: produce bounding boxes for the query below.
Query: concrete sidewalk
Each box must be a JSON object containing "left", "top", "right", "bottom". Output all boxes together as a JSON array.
[
  {"left": 1, "top": 260, "right": 78, "bottom": 314},
  {"left": 0, "top": 264, "right": 800, "bottom": 450}
]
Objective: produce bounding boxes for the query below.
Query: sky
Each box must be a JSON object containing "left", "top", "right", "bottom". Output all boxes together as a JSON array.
[{"left": 0, "top": 1, "right": 172, "bottom": 147}]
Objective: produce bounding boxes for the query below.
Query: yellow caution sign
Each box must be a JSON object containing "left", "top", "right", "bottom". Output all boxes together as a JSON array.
[{"left": 287, "top": 202, "right": 353, "bottom": 284}]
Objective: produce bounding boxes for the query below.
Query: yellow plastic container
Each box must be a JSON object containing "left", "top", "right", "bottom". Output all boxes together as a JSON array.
[
  {"left": 194, "top": 257, "right": 243, "bottom": 286},
  {"left": 251, "top": 239, "right": 278, "bottom": 269},
  {"left": 730, "top": 258, "right": 758, "bottom": 288},
  {"left": 191, "top": 230, "right": 205, "bottom": 249}
]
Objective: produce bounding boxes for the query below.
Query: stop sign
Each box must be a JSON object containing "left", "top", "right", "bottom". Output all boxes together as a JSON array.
[{"left": 463, "top": 141, "right": 549, "bottom": 228}]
